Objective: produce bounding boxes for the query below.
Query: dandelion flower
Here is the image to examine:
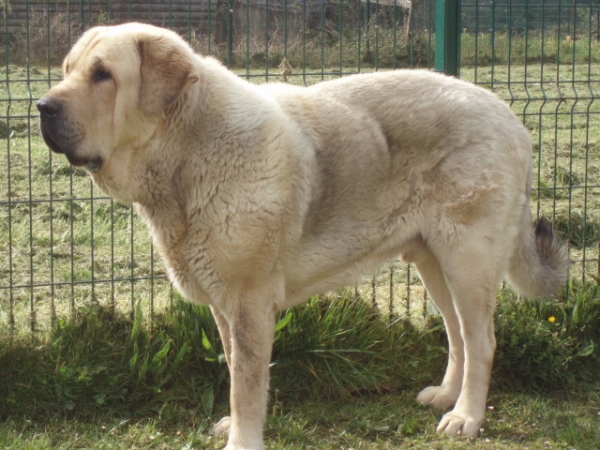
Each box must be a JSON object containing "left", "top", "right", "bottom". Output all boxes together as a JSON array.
[{"left": 548, "top": 316, "right": 556, "bottom": 323}]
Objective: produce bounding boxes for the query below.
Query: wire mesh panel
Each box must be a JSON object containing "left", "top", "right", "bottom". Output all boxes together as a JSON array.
[
  {"left": 3, "top": 1, "right": 597, "bottom": 335},
  {"left": 461, "top": 0, "right": 600, "bottom": 287},
  {"left": 0, "top": 1, "right": 435, "bottom": 334}
]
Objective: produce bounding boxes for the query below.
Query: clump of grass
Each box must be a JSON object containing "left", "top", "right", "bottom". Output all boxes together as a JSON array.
[
  {"left": 1, "top": 285, "right": 599, "bottom": 426},
  {"left": 270, "top": 292, "right": 445, "bottom": 400},
  {"left": 493, "top": 281, "right": 600, "bottom": 390},
  {"left": 0, "top": 293, "right": 445, "bottom": 422},
  {"left": 0, "top": 302, "right": 223, "bottom": 421}
]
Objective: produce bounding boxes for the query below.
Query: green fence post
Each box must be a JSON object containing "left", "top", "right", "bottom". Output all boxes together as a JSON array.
[{"left": 435, "top": 0, "right": 460, "bottom": 76}]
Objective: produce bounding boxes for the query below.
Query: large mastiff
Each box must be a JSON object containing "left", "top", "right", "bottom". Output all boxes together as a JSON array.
[{"left": 38, "top": 23, "right": 567, "bottom": 450}]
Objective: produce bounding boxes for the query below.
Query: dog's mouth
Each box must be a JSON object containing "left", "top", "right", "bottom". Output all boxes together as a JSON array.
[
  {"left": 39, "top": 121, "right": 66, "bottom": 155},
  {"left": 65, "top": 153, "right": 104, "bottom": 171},
  {"left": 39, "top": 119, "right": 104, "bottom": 172},
  {"left": 43, "top": 132, "right": 104, "bottom": 172}
]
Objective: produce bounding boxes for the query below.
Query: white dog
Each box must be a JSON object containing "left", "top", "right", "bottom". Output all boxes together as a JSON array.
[{"left": 38, "top": 23, "right": 567, "bottom": 450}]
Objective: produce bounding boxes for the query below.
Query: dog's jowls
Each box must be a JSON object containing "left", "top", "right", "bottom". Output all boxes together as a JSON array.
[{"left": 38, "top": 23, "right": 568, "bottom": 450}]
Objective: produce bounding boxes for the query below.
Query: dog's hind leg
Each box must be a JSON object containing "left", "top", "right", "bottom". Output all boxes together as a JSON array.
[
  {"left": 433, "top": 238, "right": 501, "bottom": 437},
  {"left": 211, "top": 307, "right": 233, "bottom": 438},
  {"left": 413, "top": 248, "right": 464, "bottom": 411}
]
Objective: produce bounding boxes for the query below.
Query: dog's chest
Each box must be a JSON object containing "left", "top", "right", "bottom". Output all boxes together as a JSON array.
[{"left": 136, "top": 203, "right": 216, "bottom": 304}]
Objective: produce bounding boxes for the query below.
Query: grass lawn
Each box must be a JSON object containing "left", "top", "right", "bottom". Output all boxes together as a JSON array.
[
  {"left": 0, "top": 387, "right": 598, "bottom": 449},
  {"left": 1, "top": 289, "right": 599, "bottom": 449}
]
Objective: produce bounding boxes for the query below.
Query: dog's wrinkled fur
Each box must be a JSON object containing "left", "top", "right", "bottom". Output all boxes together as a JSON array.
[{"left": 38, "top": 23, "right": 568, "bottom": 450}]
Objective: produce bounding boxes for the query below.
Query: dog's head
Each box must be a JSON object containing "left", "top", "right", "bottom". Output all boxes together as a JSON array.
[{"left": 37, "top": 23, "right": 198, "bottom": 199}]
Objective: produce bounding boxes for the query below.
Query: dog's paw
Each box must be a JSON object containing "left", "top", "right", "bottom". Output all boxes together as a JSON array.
[
  {"left": 436, "top": 410, "right": 483, "bottom": 437},
  {"left": 416, "top": 386, "right": 458, "bottom": 411},
  {"left": 211, "top": 416, "right": 231, "bottom": 437},
  {"left": 212, "top": 417, "right": 265, "bottom": 449}
]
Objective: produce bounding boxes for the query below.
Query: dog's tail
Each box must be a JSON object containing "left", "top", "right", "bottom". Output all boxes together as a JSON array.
[{"left": 506, "top": 209, "right": 568, "bottom": 299}]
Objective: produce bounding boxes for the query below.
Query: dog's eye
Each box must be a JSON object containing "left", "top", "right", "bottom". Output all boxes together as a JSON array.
[{"left": 92, "top": 68, "right": 112, "bottom": 83}]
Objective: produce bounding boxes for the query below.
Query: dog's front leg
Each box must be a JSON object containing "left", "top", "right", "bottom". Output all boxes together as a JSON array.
[
  {"left": 215, "top": 280, "right": 280, "bottom": 450},
  {"left": 211, "top": 307, "right": 234, "bottom": 438}
]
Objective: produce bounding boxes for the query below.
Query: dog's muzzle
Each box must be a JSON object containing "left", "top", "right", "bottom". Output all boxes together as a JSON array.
[
  {"left": 37, "top": 96, "right": 103, "bottom": 171},
  {"left": 37, "top": 96, "right": 69, "bottom": 153}
]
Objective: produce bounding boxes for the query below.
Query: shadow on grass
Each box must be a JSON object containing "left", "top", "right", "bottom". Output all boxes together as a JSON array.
[{"left": 0, "top": 286, "right": 598, "bottom": 442}]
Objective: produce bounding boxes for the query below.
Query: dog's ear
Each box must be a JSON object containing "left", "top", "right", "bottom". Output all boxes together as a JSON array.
[{"left": 137, "top": 36, "right": 198, "bottom": 114}]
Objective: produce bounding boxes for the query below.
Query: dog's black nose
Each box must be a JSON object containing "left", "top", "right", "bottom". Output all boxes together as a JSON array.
[{"left": 37, "top": 96, "right": 61, "bottom": 117}]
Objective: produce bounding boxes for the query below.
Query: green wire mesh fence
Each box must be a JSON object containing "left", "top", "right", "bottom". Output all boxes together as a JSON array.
[
  {"left": 461, "top": 1, "right": 600, "bottom": 286},
  {"left": 1, "top": 1, "right": 599, "bottom": 334}
]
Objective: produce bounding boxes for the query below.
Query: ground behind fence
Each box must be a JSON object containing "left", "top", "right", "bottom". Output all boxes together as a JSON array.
[{"left": 2, "top": 1, "right": 600, "bottom": 334}]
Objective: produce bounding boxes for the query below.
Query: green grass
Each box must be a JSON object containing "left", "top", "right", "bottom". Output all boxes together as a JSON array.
[
  {"left": 0, "top": 291, "right": 598, "bottom": 449},
  {"left": 461, "top": 31, "right": 600, "bottom": 67},
  {"left": 0, "top": 390, "right": 598, "bottom": 449}
]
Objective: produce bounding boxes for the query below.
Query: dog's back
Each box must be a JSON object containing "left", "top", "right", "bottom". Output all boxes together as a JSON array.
[{"left": 263, "top": 71, "right": 541, "bottom": 305}]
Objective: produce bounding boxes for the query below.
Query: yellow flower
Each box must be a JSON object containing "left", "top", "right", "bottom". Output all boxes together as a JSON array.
[{"left": 548, "top": 316, "right": 556, "bottom": 323}]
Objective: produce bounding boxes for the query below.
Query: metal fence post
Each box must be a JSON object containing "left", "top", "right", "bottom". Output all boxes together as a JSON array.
[{"left": 435, "top": 0, "right": 460, "bottom": 76}]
